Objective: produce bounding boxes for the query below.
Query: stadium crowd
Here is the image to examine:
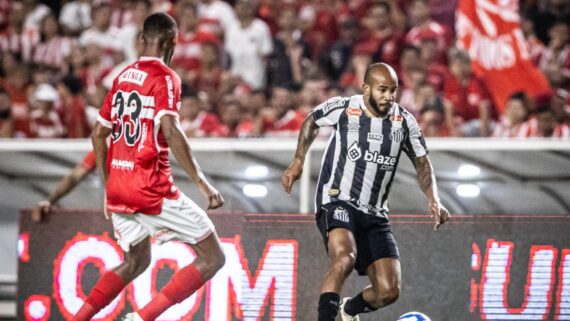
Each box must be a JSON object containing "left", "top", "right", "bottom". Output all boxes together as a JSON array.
[{"left": 0, "top": 0, "right": 568, "bottom": 139}]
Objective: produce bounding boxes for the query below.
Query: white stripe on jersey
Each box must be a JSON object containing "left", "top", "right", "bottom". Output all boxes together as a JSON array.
[
  {"left": 338, "top": 120, "right": 360, "bottom": 201},
  {"left": 358, "top": 116, "right": 382, "bottom": 208}
]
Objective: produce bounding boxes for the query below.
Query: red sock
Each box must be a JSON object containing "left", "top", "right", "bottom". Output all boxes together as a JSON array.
[
  {"left": 138, "top": 264, "right": 204, "bottom": 321},
  {"left": 72, "top": 271, "right": 126, "bottom": 321}
]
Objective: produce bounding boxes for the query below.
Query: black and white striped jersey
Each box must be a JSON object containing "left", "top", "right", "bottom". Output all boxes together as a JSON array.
[{"left": 312, "top": 95, "right": 428, "bottom": 218}]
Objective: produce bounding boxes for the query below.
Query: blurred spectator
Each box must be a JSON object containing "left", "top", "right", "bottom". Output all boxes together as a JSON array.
[
  {"left": 171, "top": 3, "right": 219, "bottom": 83},
  {"left": 79, "top": 4, "right": 123, "bottom": 67},
  {"left": 298, "top": 0, "right": 341, "bottom": 60},
  {"left": 192, "top": 40, "right": 230, "bottom": 98},
  {"left": 398, "top": 45, "right": 422, "bottom": 88},
  {"left": 268, "top": 6, "right": 311, "bottom": 90},
  {"left": 80, "top": 43, "right": 112, "bottom": 108},
  {"left": 418, "top": 34, "right": 447, "bottom": 91},
  {"left": 443, "top": 49, "right": 493, "bottom": 137},
  {"left": 0, "top": 88, "right": 13, "bottom": 137},
  {"left": 116, "top": 0, "right": 151, "bottom": 63},
  {"left": 419, "top": 96, "right": 449, "bottom": 137},
  {"left": 319, "top": 16, "right": 359, "bottom": 84},
  {"left": 29, "top": 83, "right": 64, "bottom": 138},
  {"left": 405, "top": 0, "right": 451, "bottom": 54},
  {"left": 537, "top": 21, "right": 570, "bottom": 90},
  {"left": 492, "top": 92, "right": 533, "bottom": 138},
  {"left": 225, "top": 0, "right": 273, "bottom": 90},
  {"left": 59, "top": 0, "right": 92, "bottom": 36},
  {"left": 179, "top": 87, "right": 222, "bottom": 138},
  {"left": 32, "top": 14, "right": 75, "bottom": 70},
  {"left": 398, "top": 66, "right": 430, "bottom": 118},
  {"left": 216, "top": 96, "right": 254, "bottom": 137},
  {"left": 520, "top": 13, "right": 545, "bottom": 65},
  {"left": 527, "top": 107, "right": 570, "bottom": 138},
  {"left": 199, "top": 0, "right": 237, "bottom": 36},
  {"left": 57, "top": 75, "right": 89, "bottom": 138},
  {"left": 551, "top": 89, "right": 570, "bottom": 125},
  {"left": 2, "top": 65, "right": 30, "bottom": 137},
  {"left": 357, "top": 2, "right": 403, "bottom": 69},
  {"left": 22, "top": 0, "right": 51, "bottom": 36},
  {"left": 526, "top": 0, "right": 570, "bottom": 45},
  {"left": 0, "top": 1, "right": 38, "bottom": 62},
  {"left": 255, "top": 86, "right": 304, "bottom": 137}
]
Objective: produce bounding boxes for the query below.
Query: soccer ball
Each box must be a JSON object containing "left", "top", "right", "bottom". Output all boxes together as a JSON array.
[{"left": 397, "top": 311, "right": 431, "bottom": 321}]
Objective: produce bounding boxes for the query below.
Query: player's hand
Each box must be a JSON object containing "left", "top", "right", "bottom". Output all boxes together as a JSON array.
[
  {"left": 429, "top": 200, "right": 451, "bottom": 230},
  {"left": 199, "top": 182, "right": 225, "bottom": 210},
  {"left": 32, "top": 200, "right": 52, "bottom": 223},
  {"left": 282, "top": 158, "right": 303, "bottom": 195}
]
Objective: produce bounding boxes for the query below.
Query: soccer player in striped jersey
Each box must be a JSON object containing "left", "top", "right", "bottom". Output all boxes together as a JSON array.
[{"left": 282, "top": 62, "right": 450, "bottom": 321}]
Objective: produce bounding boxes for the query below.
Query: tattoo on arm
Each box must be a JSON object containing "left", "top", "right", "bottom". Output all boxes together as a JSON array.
[
  {"left": 415, "top": 155, "right": 438, "bottom": 200},
  {"left": 294, "top": 115, "right": 319, "bottom": 161}
]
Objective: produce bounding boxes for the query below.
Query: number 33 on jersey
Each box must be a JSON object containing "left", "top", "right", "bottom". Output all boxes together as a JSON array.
[{"left": 96, "top": 57, "right": 182, "bottom": 215}]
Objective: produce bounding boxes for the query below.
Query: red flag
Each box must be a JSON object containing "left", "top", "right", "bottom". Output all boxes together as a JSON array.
[{"left": 456, "top": 0, "right": 551, "bottom": 114}]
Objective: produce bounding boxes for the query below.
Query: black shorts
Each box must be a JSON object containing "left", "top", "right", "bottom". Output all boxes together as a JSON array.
[{"left": 316, "top": 200, "right": 400, "bottom": 275}]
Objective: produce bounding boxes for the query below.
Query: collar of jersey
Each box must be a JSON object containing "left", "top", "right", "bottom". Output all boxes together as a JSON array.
[
  {"left": 139, "top": 56, "right": 165, "bottom": 64},
  {"left": 359, "top": 96, "right": 394, "bottom": 119}
]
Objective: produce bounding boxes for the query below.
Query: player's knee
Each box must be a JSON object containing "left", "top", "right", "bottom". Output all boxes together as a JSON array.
[
  {"left": 201, "top": 250, "right": 225, "bottom": 280},
  {"left": 370, "top": 283, "right": 400, "bottom": 307},
  {"left": 126, "top": 251, "right": 151, "bottom": 276},
  {"left": 330, "top": 251, "right": 356, "bottom": 276}
]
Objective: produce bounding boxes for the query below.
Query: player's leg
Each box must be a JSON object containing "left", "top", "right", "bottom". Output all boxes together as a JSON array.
[
  {"left": 129, "top": 194, "right": 225, "bottom": 321},
  {"left": 315, "top": 202, "right": 359, "bottom": 321},
  {"left": 72, "top": 235, "right": 151, "bottom": 321},
  {"left": 136, "top": 233, "right": 224, "bottom": 321},
  {"left": 342, "top": 258, "right": 401, "bottom": 319},
  {"left": 341, "top": 216, "right": 400, "bottom": 319}
]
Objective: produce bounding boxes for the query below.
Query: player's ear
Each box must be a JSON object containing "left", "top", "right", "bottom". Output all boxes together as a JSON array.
[{"left": 362, "top": 83, "right": 370, "bottom": 95}]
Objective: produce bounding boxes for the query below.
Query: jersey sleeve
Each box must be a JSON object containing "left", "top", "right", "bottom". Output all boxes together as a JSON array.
[
  {"left": 310, "top": 97, "right": 349, "bottom": 127},
  {"left": 403, "top": 113, "right": 428, "bottom": 159},
  {"left": 153, "top": 72, "right": 181, "bottom": 124},
  {"left": 97, "top": 83, "right": 116, "bottom": 128}
]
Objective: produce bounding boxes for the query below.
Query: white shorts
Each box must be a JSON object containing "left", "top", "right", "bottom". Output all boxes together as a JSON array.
[{"left": 111, "top": 193, "right": 215, "bottom": 252}]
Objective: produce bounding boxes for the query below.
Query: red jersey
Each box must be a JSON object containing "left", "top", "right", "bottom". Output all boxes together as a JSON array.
[
  {"left": 98, "top": 56, "right": 181, "bottom": 215},
  {"left": 443, "top": 75, "right": 491, "bottom": 122}
]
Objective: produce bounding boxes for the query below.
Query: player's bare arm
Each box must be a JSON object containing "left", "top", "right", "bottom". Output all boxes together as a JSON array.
[
  {"left": 32, "top": 163, "right": 91, "bottom": 222},
  {"left": 415, "top": 154, "right": 451, "bottom": 230},
  {"left": 282, "top": 114, "right": 320, "bottom": 195},
  {"left": 91, "top": 122, "right": 112, "bottom": 219},
  {"left": 160, "top": 114, "right": 224, "bottom": 210}
]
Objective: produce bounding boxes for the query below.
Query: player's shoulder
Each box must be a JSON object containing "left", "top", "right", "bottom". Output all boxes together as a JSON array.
[
  {"left": 393, "top": 103, "right": 419, "bottom": 125},
  {"left": 320, "top": 96, "right": 352, "bottom": 112}
]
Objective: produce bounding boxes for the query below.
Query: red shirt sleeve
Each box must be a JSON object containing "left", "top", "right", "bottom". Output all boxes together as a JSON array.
[{"left": 81, "top": 151, "right": 97, "bottom": 171}]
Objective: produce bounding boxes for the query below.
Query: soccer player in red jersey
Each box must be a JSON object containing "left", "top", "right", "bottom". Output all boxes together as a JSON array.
[{"left": 79, "top": 13, "right": 225, "bottom": 321}]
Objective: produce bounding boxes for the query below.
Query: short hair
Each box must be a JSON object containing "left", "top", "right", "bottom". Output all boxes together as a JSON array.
[
  {"left": 364, "top": 62, "right": 396, "bottom": 85},
  {"left": 142, "top": 12, "right": 177, "bottom": 41}
]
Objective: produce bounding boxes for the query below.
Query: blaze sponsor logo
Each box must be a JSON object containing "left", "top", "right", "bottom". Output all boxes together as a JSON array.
[
  {"left": 364, "top": 151, "right": 396, "bottom": 170},
  {"left": 118, "top": 68, "right": 148, "bottom": 86},
  {"left": 111, "top": 159, "right": 134, "bottom": 171},
  {"left": 346, "top": 108, "right": 362, "bottom": 117},
  {"left": 367, "top": 133, "right": 383, "bottom": 143}
]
